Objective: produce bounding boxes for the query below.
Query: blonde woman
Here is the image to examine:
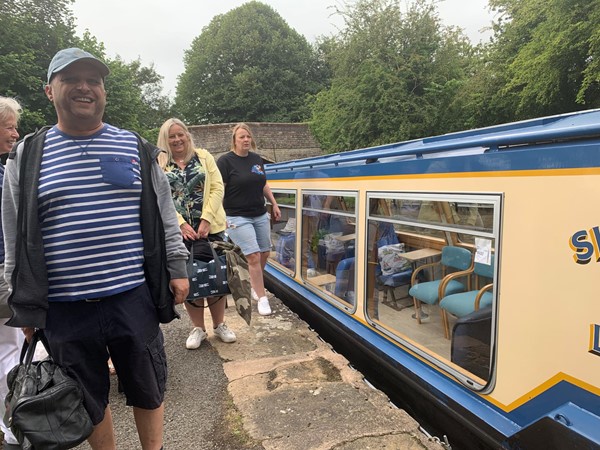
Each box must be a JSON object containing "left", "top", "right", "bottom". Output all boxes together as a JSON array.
[
  {"left": 216, "top": 123, "right": 281, "bottom": 316},
  {"left": 157, "top": 118, "right": 236, "bottom": 348}
]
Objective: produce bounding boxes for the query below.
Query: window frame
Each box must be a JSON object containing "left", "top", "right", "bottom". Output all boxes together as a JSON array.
[
  {"left": 301, "top": 189, "right": 359, "bottom": 312},
  {"left": 365, "top": 191, "right": 502, "bottom": 392},
  {"left": 267, "top": 189, "right": 298, "bottom": 275}
]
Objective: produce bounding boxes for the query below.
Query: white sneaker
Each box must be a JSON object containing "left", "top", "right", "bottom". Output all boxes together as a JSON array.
[
  {"left": 186, "top": 327, "right": 207, "bottom": 349},
  {"left": 213, "top": 323, "right": 237, "bottom": 343},
  {"left": 251, "top": 288, "right": 259, "bottom": 301},
  {"left": 280, "top": 218, "right": 296, "bottom": 233},
  {"left": 307, "top": 268, "right": 317, "bottom": 277},
  {"left": 257, "top": 297, "right": 272, "bottom": 316}
]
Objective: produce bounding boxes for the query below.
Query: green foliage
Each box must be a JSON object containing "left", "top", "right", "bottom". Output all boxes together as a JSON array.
[
  {"left": 579, "top": 7, "right": 600, "bottom": 105},
  {"left": 96, "top": 56, "right": 172, "bottom": 132},
  {"left": 0, "top": 0, "right": 78, "bottom": 133},
  {"left": 140, "top": 128, "right": 160, "bottom": 146},
  {"left": 175, "top": 1, "right": 327, "bottom": 124},
  {"left": 0, "top": 1, "right": 171, "bottom": 136},
  {"left": 478, "top": 0, "right": 600, "bottom": 120},
  {"left": 77, "top": 32, "right": 173, "bottom": 132},
  {"left": 309, "top": 0, "right": 477, "bottom": 152},
  {"left": 3, "top": 0, "right": 599, "bottom": 148},
  {"left": 311, "top": 229, "right": 328, "bottom": 253},
  {"left": 310, "top": 0, "right": 600, "bottom": 152}
]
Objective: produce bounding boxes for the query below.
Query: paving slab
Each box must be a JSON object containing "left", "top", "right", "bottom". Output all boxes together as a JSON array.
[{"left": 212, "top": 294, "right": 444, "bottom": 450}]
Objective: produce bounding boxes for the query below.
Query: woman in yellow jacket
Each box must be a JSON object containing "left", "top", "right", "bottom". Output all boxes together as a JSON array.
[{"left": 157, "top": 118, "right": 236, "bottom": 349}]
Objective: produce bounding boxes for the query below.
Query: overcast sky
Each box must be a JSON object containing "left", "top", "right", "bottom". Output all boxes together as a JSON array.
[{"left": 71, "top": 0, "right": 495, "bottom": 97}]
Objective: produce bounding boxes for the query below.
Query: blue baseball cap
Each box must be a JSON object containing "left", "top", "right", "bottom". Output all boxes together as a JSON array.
[{"left": 47, "top": 48, "right": 110, "bottom": 83}]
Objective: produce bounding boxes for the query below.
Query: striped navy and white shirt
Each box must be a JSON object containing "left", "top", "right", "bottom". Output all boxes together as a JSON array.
[{"left": 39, "top": 124, "right": 145, "bottom": 301}]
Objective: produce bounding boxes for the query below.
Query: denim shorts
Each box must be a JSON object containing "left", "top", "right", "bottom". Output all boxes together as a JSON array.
[
  {"left": 226, "top": 213, "right": 272, "bottom": 255},
  {"left": 44, "top": 283, "right": 166, "bottom": 425}
]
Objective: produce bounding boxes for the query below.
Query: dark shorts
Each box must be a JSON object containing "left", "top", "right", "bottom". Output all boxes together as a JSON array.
[{"left": 44, "top": 283, "right": 166, "bottom": 425}]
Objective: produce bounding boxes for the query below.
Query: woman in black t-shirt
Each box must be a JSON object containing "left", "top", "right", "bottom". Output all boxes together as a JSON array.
[{"left": 217, "top": 123, "right": 280, "bottom": 316}]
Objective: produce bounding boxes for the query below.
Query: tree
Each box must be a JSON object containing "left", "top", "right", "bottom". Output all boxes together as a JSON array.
[
  {"left": 0, "top": 0, "right": 78, "bottom": 132},
  {"left": 104, "top": 56, "right": 172, "bottom": 133},
  {"left": 309, "top": 0, "right": 476, "bottom": 152},
  {"left": 175, "top": 1, "right": 326, "bottom": 124},
  {"left": 476, "top": 0, "right": 600, "bottom": 121},
  {"left": 0, "top": 1, "right": 171, "bottom": 137},
  {"left": 72, "top": 32, "right": 172, "bottom": 135}
]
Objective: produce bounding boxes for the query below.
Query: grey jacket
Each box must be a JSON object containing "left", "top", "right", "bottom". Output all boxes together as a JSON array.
[{"left": 2, "top": 127, "right": 189, "bottom": 328}]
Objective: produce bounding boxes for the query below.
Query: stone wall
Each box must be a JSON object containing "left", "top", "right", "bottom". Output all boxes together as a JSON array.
[{"left": 188, "top": 122, "right": 322, "bottom": 163}]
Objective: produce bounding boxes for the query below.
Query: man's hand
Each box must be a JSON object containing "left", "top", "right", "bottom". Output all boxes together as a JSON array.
[
  {"left": 170, "top": 278, "right": 189, "bottom": 305},
  {"left": 22, "top": 327, "right": 35, "bottom": 343}
]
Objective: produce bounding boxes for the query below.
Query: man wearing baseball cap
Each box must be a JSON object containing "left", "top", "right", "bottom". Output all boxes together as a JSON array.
[
  {"left": 2, "top": 48, "right": 189, "bottom": 450},
  {"left": 47, "top": 47, "right": 110, "bottom": 83}
]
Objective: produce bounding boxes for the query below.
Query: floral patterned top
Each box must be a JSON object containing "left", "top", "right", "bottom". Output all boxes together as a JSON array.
[{"left": 164, "top": 155, "right": 205, "bottom": 230}]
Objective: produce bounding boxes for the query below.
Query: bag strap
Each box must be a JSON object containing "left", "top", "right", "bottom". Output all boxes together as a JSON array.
[
  {"left": 186, "top": 241, "right": 195, "bottom": 274},
  {"left": 19, "top": 329, "right": 53, "bottom": 373},
  {"left": 208, "top": 241, "right": 226, "bottom": 288},
  {"left": 18, "top": 334, "right": 31, "bottom": 364},
  {"left": 189, "top": 238, "right": 223, "bottom": 264},
  {"left": 187, "top": 295, "right": 226, "bottom": 308}
]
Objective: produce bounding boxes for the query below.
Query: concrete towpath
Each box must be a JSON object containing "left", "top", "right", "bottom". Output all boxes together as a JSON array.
[{"left": 72, "top": 293, "right": 443, "bottom": 450}]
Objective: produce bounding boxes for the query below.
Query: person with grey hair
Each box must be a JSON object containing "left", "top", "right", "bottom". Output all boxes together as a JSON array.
[
  {"left": 0, "top": 96, "right": 25, "bottom": 449},
  {"left": 2, "top": 48, "right": 189, "bottom": 450}
]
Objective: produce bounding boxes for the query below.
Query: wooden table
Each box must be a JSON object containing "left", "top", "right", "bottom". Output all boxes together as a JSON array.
[
  {"left": 308, "top": 273, "right": 336, "bottom": 286},
  {"left": 334, "top": 233, "right": 356, "bottom": 242},
  {"left": 401, "top": 248, "right": 441, "bottom": 262}
]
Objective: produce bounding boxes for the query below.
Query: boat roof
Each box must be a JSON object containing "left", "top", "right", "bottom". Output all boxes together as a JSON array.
[{"left": 267, "top": 109, "right": 600, "bottom": 173}]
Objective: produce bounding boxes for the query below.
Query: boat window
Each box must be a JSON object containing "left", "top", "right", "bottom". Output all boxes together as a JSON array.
[
  {"left": 369, "top": 199, "right": 493, "bottom": 240},
  {"left": 366, "top": 194, "right": 500, "bottom": 387},
  {"left": 301, "top": 191, "right": 357, "bottom": 307},
  {"left": 267, "top": 190, "right": 297, "bottom": 274}
]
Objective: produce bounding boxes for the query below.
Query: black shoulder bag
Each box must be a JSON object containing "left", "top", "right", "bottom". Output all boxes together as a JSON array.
[{"left": 4, "top": 329, "right": 93, "bottom": 449}]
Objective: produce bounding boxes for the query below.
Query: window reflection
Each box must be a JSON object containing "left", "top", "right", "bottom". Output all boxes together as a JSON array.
[
  {"left": 269, "top": 192, "right": 296, "bottom": 272},
  {"left": 366, "top": 195, "right": 496, "bottom": 383},
  {"left": 302, "top": 192, "right": 357, "bottom": 307}
]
